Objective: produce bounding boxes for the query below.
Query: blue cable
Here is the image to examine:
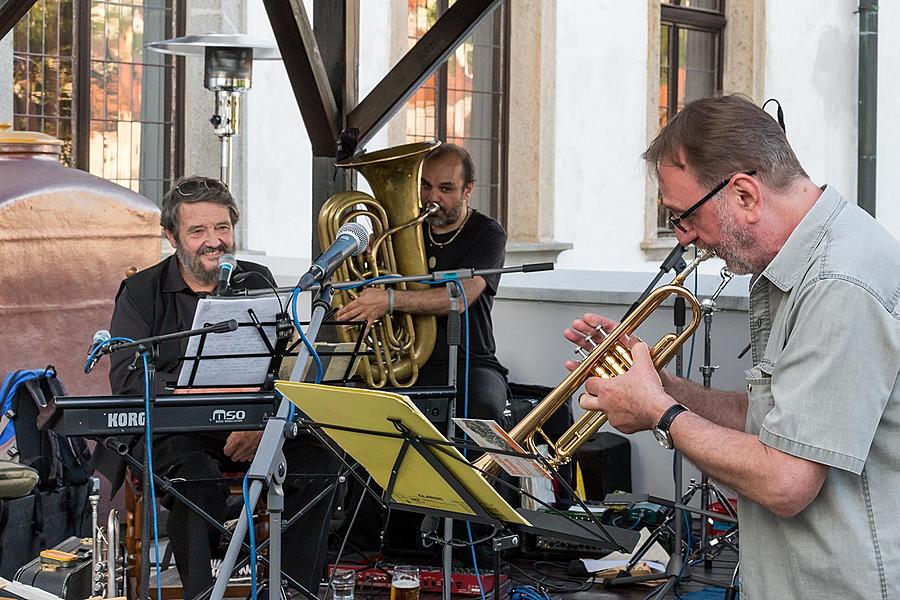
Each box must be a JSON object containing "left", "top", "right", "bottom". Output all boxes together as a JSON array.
[
  {"left": 243, "top": 473, "right": 257, "bottom": 600},
  {"left": 84, "top": 337, "right": 163, "bottom": 600},
  {"left": 421, "top": 278, "right": 486, "bottom": 600},
  {"left": 141, "top": 351, "right": 163, "bottom": 600},
  {"left": 83, "top": 337, "right": 133, "bottom": 374},
  {"left": 289, "top": 286, "right": 324, "bottom": 423},
  {"left": 291, "top": 287, "right": 323, "bottom": 384},
  {"left": 441, "top": 280, "right": 487, "bottom": 600}
]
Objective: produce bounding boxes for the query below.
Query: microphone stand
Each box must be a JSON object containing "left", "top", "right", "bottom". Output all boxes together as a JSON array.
[
  {"left": 600, "top": 245, "right": 691, "bottom": 594},
  {"left": 351, "top": 261, "right": 554, "bottom": 600},
  {"left": 98, "top": 319, "right": 238, "bottom": 600},
  {"left": 624, "top": 245, "right": 687, "bottom": 318},
  {"left": 211, "top": 281, "right": 334, "bottom": 600},
  {"left": 443, "top": 283, "right": 461, "bottom": 600}
]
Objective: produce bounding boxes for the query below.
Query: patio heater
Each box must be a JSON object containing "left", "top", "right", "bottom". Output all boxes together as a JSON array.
[{"left": 146, "top": 34, "right": 281, "bottom": 190}]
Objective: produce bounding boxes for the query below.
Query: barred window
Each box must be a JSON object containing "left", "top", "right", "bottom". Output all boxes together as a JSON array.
[
  {"left": 405, "top": 0, "right": 507, "bottom": 223},
  {"left": 12, "top": 0, "right": 183, "bottom": 201},
  {"left": 656, "top": 0, "right": 725, "bottom": 235}
]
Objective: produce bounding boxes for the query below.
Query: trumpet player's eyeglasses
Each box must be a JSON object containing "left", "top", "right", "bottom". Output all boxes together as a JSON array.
[
  {"left": 175, "top": 178, "right": 227, "bottom": 198},
  {"left": 668, "top": 169, "right": 757, "bottom": 233}
]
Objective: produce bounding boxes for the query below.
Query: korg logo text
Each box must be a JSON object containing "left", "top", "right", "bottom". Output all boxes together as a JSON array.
[
  {"left": 108, "top": 412, "right": 145, "bottom": 428},
  {"left": 211, "top": 409, "right": 246, "bottom": 423}
]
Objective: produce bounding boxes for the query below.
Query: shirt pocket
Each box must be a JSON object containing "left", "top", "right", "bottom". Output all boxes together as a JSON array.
[{"left": 744, "top": 363, "right": 774, "bottom": 435}]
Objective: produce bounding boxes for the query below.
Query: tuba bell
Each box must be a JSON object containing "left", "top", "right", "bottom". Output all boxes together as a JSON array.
[
  {"left": 473, "top": 248, "right": 715, "bottom": 477},
  {"left": 319, "top": 141, "right": 440, "bottom": 388}
]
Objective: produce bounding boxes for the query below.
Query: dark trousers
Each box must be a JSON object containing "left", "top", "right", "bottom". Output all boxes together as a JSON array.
[
  {"left": 147, "top": 431, "right": 339, "bottom": 599},
  {"left": 417, "top": 363, "right": 510, "bottom": 426}
]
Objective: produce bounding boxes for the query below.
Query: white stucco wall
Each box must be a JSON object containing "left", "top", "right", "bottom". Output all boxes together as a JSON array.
[
  {"left": 548, "top": 0, "right": 898, "bottom": 275},
  {"left": 876, "top": 1, "right": 900, "bottom": 241},
  {"left": 553, "top": 1, "right": 651, "bottom": 273},
  {"left": 764, "top": 1, "right": 858, "bottom": 205},
  {"left": 245, "top": 1, "right": 314, "bottom": 260},
  {"left": 243, "top": 0, "right": 396, "bottom": 264}
]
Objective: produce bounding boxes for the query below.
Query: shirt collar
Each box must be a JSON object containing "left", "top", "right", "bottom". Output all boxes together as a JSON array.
[
  {"left": 760, "top": 185, "right": 845, "bottom": 292},
  {"left": 161, "top": 254, "right": 194, "bottom": 294}
]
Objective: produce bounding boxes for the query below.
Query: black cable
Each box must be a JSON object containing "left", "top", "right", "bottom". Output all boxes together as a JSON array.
[
  {"left": 762, "top": 98, "right": 786, "bottom": 132},
  {"left": 504, "top": 561, "right": 593, "bottom": 594},
  {"left": 232, "top": 270, "right": 285, "bottom": 313}
]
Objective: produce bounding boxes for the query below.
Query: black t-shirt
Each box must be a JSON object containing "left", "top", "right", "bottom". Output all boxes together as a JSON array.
[
  {"left": 108, "top": 255, "right": 276, "bottom": 395},
  {"left": 420, "top": 209, "right": 507, "bottom": 375}
]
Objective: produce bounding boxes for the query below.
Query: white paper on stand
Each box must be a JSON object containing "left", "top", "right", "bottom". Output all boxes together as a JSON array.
[{"left": 176, "top": 293, "right": 291, "bottom": 388}]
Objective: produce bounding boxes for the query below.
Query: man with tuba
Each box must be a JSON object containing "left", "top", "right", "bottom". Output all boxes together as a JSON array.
[
  {"left": 337, "top": 143, "right": 510, "bottom": 427},
  {"left": 92, "top": 176, "right": 339, "bottom": 599},
  {"left": 569, "top": 95, "right": 900, "bottom": 599}
]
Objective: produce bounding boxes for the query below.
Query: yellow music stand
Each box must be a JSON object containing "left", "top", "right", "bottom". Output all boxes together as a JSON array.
[{"left": 275, "top": 381, "right": 529, "bottom": 526}]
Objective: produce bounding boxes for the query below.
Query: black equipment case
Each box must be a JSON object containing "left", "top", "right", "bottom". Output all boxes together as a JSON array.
[{"left": 14, "top": 536, "right": 93, "bottom": 600}]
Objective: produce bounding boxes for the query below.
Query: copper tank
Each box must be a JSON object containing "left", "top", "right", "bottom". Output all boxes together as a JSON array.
[{"left": 0, "top": 123, "right": 161, "bottom": 395}]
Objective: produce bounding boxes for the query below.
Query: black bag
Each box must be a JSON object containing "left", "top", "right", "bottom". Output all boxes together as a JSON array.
[
  {"left": 0, "top": 367, "right": 91, "bottom": 490},
  {"left": 0, "top": 482, "right": 92, "bottom": 578}
]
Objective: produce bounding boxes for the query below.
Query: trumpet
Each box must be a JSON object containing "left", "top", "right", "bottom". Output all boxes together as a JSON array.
[
  {"left": 89, "top": 480, "right": 122, "bottom": 598},
  {"left": 473, "top": 248, "right": 714, "bottom": 477}
]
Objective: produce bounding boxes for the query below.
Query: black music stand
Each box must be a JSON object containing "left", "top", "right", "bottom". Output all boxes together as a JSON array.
[{"left": 277, "top": 381, "right": 641, "bottom": 600}]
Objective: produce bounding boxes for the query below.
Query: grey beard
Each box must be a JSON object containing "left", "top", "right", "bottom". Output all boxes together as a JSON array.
[
  {"left": 712, "top": 204, "right": 765, "bottom": 275},
  {"left": 175, "top": 243, "right": 232, "bottom": 286}
]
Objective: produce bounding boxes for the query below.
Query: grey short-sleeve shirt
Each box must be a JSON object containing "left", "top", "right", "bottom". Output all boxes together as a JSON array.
[{"left": 740, "top": 186, "right": 900, "bottom": 600}]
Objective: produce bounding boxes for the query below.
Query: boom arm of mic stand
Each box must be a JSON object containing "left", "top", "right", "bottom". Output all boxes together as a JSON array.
[
  {"left": 624, "top": 244, "right": 687, "bottom": 319},
  {"left": 227, "top": 263, "right": 556, "bottom": 298},
  {"left": 211, "top": 286, "right": 334, "bottom": 600}
]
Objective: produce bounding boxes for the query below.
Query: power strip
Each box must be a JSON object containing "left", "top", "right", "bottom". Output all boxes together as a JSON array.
[{"left": 328, "top": 564, "right": 507, "bottom": 596}]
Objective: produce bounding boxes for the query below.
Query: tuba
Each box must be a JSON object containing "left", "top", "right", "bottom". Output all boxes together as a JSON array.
[
  {"left": 319, "top": 141, "right": 440, "bottom": 388},
  {"left": 473, "top": 248, "right": 714, "bottom": 477}
]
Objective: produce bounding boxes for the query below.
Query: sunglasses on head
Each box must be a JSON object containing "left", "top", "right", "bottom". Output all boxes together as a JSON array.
[{"left": 174, "top": 179, "right": 227, "bottom": 197}]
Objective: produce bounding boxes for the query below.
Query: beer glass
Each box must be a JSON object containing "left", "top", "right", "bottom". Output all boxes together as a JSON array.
[{"left": 390, "top": 566, "right": 420, "bottom": 600}]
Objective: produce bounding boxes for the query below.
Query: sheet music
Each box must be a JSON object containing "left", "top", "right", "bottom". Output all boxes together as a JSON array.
[{"left": 176, "top": 293, "right": 292, "bottom": 388}]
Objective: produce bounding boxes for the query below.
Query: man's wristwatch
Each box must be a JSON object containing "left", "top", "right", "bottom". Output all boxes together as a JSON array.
[{"left": 653, "top": 404, "right": 689, "bottom": 449}]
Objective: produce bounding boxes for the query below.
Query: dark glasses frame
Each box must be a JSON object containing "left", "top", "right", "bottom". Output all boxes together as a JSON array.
[{"left": 668, "top": 169, "right": 757, "bottom": 233}]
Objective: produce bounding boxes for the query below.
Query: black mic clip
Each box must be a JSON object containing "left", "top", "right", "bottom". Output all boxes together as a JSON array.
[
  {"left": 420, "top": 516, "right": 440, "bottom": 548},
  {"left": 275, "top": 311, "right": 293, "bottom": 342},
  {"left": 661, "top": 244, "right": 688, "bottom": 274},
  {"left": 335, "top": 128, "right": 359, "bottom": 163}
]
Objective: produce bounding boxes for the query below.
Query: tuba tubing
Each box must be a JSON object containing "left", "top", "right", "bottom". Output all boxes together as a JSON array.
[
  {"left": 320, "top": 141, "right": 441, "bottom": 388},
  {"left": 473, "top": 249, "right": 714, "bottom": 477}
]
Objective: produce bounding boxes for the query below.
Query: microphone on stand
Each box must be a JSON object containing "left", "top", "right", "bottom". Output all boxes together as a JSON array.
[
  {"left": 84, "top": 329, "right": 111, "bottom": 374},
  {"left": 216, "top": 253, "right": 238, "bottom": 296},
  {"left": 297, "top": 222, "right": 369, "bottom": 290}
]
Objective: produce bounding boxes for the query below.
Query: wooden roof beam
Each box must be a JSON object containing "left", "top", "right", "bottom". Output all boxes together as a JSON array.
[
  {"left": 263, "top": 0, "right": 340, "bottom": 157},
  {"left": 347, "top": 0, "right": 501, "bottom": 149},
  {"left": 0, "top": 0, "right": 37, "bottom": 43}
]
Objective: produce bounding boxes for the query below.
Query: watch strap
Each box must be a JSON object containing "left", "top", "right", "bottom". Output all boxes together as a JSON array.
[{"left": 657, "top": 403, "right": 689, "bottom": 434}]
